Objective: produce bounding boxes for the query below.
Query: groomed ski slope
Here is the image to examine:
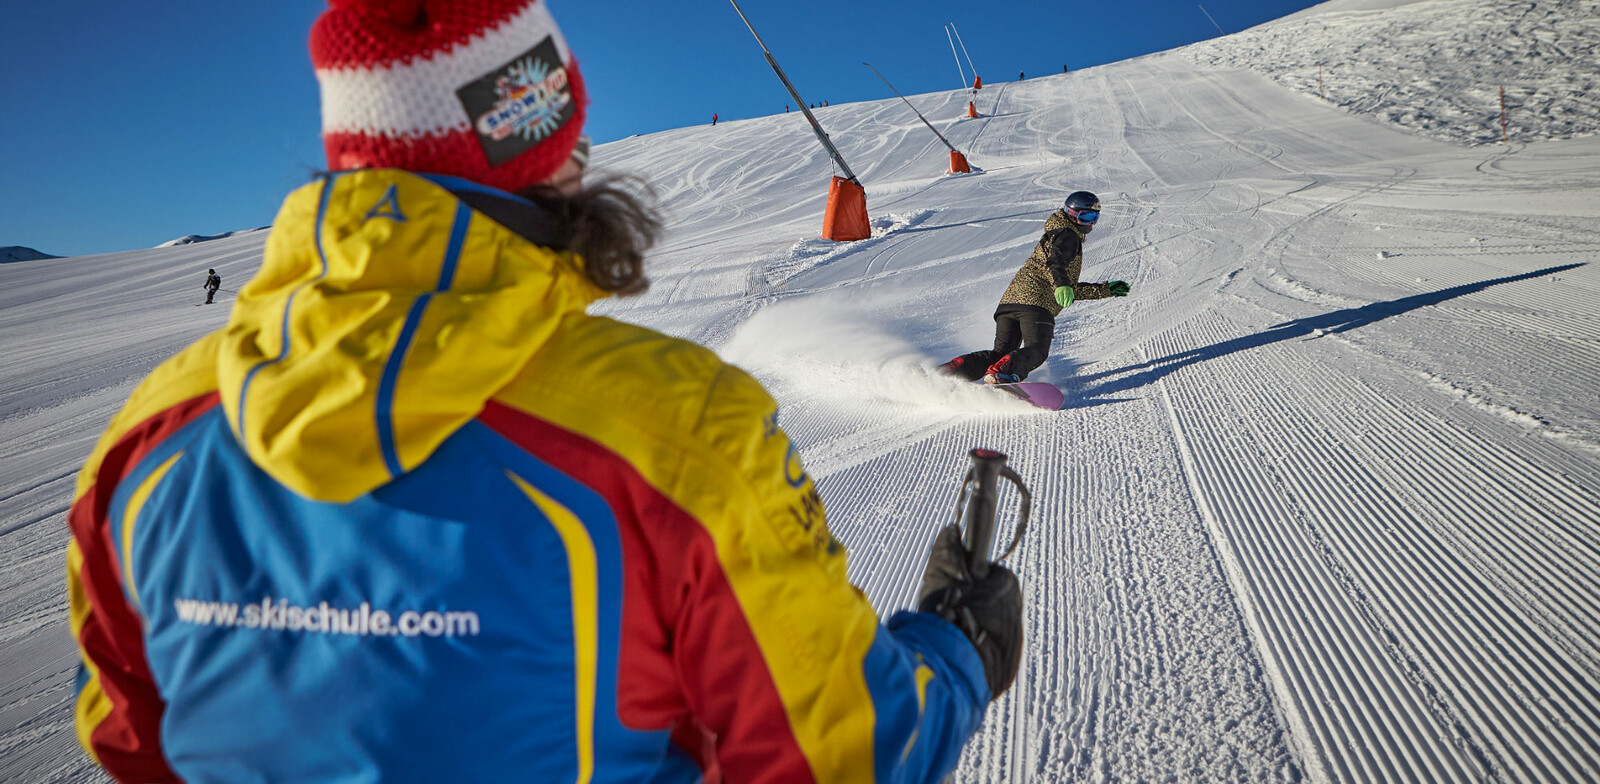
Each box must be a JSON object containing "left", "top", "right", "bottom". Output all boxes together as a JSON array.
[{"left": 3, "top": 1, "right": 1599, "bottom": 781}]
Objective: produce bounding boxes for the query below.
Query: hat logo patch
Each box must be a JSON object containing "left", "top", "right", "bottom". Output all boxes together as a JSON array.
[{"left": 456, "top": 37, "right": 575, "bottom": 168}]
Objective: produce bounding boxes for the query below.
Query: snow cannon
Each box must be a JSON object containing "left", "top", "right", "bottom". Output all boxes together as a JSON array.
[{"left": 953, "top": 448, "right": 1031, "bottom": 577}]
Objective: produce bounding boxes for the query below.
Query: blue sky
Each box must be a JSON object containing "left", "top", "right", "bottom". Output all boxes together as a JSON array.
[{"left": 0, "top": 0, "right": 1324, "bottom": 257}]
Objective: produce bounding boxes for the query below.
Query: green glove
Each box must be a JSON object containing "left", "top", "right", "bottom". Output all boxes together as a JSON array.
[
  {"left": 1107, "top": 280, "right": 1130, "bottom": 297},
  {"left": 1054, "top": 286, "right": 1075, "bottom": 308}
]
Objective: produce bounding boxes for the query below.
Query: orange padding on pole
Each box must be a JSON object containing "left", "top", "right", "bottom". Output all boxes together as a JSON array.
[
  {"left": 973, "top": 76, "right": 982, "bottom": 90},
  {"left": 966, "top": 101, "right": 979, "bottom": 118},
  {"left": 822, "top": 176, "right": 870, "bottom": 242},
  {"left": 948, "top": 151, "right": 971, "bottom": 174}
]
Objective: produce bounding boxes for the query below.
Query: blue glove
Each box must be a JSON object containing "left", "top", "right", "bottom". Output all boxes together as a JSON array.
[
  {"left": 1107, "top": 280, "right": 1130, "bottom": 297},
  {"left": 1054, "top": 286, "right": 1075, "bottom": 308}
]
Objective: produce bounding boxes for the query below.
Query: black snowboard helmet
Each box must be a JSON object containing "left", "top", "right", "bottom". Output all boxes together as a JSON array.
[{"left": 1063, "top": 190, "right": 1101, "bottom": 227}]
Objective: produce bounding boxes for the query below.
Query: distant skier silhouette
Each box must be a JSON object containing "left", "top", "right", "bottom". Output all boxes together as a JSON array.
[{"left": 202, "top": 269, "right": 221, "bottom": 304}]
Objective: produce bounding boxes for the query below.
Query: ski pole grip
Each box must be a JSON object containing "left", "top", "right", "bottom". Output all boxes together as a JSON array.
[{"left": 958, "top": 448, "right": 1009, "bottom": 577}]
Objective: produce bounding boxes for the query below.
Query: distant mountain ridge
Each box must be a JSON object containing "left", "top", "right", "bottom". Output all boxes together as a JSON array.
[{"left": 0, "top": 246, "right": 60, "bottom": 263}]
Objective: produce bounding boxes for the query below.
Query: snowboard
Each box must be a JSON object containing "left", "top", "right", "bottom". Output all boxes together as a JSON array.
[{"left": 986, "top": 381, "right": 1064, "bottom": 410}]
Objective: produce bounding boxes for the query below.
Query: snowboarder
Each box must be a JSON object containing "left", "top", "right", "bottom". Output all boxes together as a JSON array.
[
  {"left": 67, "top": 1, "right": 1019, "bottom": 782},
  {"left": 711, "top": 112, "right": 718, "bottom": 125},
  {"left": 202, "top": 268, "right": 221, "bottom": 304},
  {"left": 939, "top": 190, "right": 1130, "bottom": 384}
]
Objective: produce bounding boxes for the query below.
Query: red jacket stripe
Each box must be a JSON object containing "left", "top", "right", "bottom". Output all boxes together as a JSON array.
[
  {"left": 478, "top": 400, "right": 816, "bottom": 781},
  {"left": 70, "top": 392, "right": 220, "bottom": 782}
]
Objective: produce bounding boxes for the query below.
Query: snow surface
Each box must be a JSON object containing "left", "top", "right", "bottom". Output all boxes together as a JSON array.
[
  {"left": 1184, "top": 0, "right": 1600, "bottom": 146},
  {"left": 3, "top": 1, "right": 1598, "bottom": 781}
]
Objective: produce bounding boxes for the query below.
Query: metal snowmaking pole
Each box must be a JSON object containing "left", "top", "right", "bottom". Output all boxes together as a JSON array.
[
  {"left": 948, "top": 22, "right": 979, "bottom": 82},
  {"left": 946, "top": 23, "right": 981, "bottom": 118},
  {"left": 727, "top": 0, "right": 860, "bottom": 185},
  {"left": 864, "top": 63, "right": 959, "bottom": 154},
  {"left": 1197, "top": 3, "right": 1226, "bottom": 36},
  {"left": 945, "top": 25, "right": 968, "bottom": 88}
]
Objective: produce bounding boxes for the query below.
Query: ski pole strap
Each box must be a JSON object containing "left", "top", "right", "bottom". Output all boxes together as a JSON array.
[
  {"left": 995, "top": 465, "right": 1031, "bottom": 563},
  {"left": 953, "top": 449, "right": 1031, "bottom": 577}
]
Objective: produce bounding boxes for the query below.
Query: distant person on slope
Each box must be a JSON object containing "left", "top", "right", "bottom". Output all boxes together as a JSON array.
[
  {"left": 66, "top": 1, "right": 1019, "bottom": 783},
  {"left": 940, "top": 190, "right": 1130, "bottom": 383},
  {"left": 202, "top": 268, "right": 221, "bottom": 304}
]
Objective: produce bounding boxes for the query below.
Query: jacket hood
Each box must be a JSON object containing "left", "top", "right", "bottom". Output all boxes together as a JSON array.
[{"left": 217, "top": 169, "right": 604, "bottom": 502}]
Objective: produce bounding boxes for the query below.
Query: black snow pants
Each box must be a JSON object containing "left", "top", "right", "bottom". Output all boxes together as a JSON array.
[{"left": 946, "top": 304, "right": 1055, "bottom": 381}]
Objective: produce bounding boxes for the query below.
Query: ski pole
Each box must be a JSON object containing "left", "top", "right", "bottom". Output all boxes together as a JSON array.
[{"left": 952, "top": 448, "right": 1031, "bottom": 577}]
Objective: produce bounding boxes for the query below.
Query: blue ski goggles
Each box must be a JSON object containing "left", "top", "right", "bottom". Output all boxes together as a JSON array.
[{"left": 1067, "top": 207, "right": 1100, "bottom": 224}]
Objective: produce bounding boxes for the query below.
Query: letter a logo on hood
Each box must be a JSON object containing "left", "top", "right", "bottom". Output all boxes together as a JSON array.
[{"left": 364, "top": 185, "right": 408, "bottom": 223}]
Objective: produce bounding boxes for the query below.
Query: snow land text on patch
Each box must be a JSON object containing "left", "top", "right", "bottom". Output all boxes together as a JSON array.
[{"left": 455, "top": 37, "right": 574, "bottom": 168}]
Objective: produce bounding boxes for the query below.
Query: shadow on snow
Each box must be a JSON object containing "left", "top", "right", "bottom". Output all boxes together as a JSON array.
[{"left": 1064, "top": 263, "right": 1584, "bottom": 406}]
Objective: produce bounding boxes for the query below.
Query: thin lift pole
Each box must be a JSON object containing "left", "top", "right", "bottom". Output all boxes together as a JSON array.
[
  {"left": 1197, "top": 3, "right": 1226, "bottom": 36},
  {"left": 949, "top": 23, "right": 978, "bottom": 81},
  {"left": 864, "top": 63, "right": 959, "bottom": 153},
  {"left": 945, "top": 25, "right": 968, "bottom": 88},
  {"left": 728, "top": 0, "right": 860, "bottom": 183}
]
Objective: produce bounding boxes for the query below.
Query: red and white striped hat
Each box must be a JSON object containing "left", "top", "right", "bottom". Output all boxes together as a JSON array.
[{"left": 310, "top": 0, "right": 588, "bottom": 194}]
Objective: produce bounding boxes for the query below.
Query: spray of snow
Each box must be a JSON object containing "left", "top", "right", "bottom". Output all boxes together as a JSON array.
[{"left": 722, "top": 295, "right": 1044, "bottom": 416}]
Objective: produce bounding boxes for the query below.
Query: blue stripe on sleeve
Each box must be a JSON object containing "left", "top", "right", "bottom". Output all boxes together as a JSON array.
[{"left": 864, "top": 611, "right": 990, "bottom": 782}]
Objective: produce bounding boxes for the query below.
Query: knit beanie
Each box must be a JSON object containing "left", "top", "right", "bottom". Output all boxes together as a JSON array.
[{"left": 310, "top": 0, "right": 588, "bottom": 194}]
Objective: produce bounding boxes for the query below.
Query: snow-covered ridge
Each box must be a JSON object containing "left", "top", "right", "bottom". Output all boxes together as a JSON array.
[
  {"left": 157, "top": 227, "right": 270, "bottom": 248},
  {"left": 1184, "top": 0, "right": 1600, "bottom": 145}
]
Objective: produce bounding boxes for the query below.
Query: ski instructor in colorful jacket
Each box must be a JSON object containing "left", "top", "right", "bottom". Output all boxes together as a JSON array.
[
  {"left": 66, "top": 1, "right": 1023, "bottom": 782},
  {"left": 940, "top": 191, "right": 1130, "bottom": 384}
]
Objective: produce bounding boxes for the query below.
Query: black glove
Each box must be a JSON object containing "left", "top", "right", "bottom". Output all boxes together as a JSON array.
[
  {"left": 917, "top": 524, "right": 1023, "bottom": 699},
  {"left": 1107, "top": 280, "right": 1130, "bottom": 297}
]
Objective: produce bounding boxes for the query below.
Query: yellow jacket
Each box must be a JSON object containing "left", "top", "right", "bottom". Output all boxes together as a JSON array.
[{"left": 68, "top": 169, "right": 989, "bottom": 783}]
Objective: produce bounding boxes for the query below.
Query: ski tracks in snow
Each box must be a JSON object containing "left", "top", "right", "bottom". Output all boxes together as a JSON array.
[
  {"left": 1138, "top": 297, "right": 1600, "bottom": 782},
  {"left": 811, "top": 405, "right": 1296, "bottom": 784},
  {"left": 1077, "top": 53, "right": 1600, "bottom": 782}
]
